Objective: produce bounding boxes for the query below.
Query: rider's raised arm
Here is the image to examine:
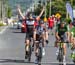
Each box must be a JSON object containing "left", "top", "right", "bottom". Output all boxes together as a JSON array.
[
  {"left": 17, "top": 7, "right": 25, "bottom": 19},
  {"left": 36, "top": 6, "right": 45, "bottom": 21}
]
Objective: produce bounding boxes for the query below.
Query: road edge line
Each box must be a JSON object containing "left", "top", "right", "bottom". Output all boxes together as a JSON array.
[{"left": 0, "top": 26, "right": 8, "bottom": 34}]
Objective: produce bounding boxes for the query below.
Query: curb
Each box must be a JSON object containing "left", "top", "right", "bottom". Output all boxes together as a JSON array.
[{"left": 0, "top": 26, "right": 8, "bottom": 34}]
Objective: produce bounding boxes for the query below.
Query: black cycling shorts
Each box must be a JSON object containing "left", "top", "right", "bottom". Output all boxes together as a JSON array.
[
  {"left": 26, "top": 32, "right": 33, "bottom": 40},
  {"left": 36, "top": 34, "right": 41, "bottom": 41},
  {"left": 58, "top": 33, "right": 67, "bottom": 43}
]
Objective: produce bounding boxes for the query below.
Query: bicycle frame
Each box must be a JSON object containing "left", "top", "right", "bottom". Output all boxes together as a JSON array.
[
  {"left": 35, "top": 35, "right": 43, "bottom": 65},
  {"left": 57, "top": 42, "right": 64, "bottom": 62}
]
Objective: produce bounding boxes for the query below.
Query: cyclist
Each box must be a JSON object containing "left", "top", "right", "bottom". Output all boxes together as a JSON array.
[
  {"left": 70, "top": 21, "right": 75, "bottom": 54},
  {"left": 55, "top": 21, "right": 69, "bottom": 62},
  {"left": 17, "top": 6, "right": 45, "bottom": 60},
  {"left": 48, "top": 16, "right": 54, "bottom": 35},
  {"left": 34, "top": 20, "right": 46, "bottom": 63}
]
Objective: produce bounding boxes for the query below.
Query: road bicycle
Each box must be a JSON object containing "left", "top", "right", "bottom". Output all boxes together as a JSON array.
[
  {"left": 35, "top": 34, "right": 44, "bottom": 65},
  {"left": 57, "top": 41, "right": 64, "bottom": 63},
  {"left": 70, "top": 44, "right": 75, "bottom": 63}
]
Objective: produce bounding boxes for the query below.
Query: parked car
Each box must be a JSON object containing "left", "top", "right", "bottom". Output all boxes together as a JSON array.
[
  {"left": 21, "top": 21, "right": 26, "bottom": 33},
  {"left": 17, "top": 19, "right": 22, "bottom": 29}
]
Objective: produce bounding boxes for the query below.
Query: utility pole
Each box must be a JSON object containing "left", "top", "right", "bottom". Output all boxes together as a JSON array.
[
  {"left": 71, "top": 0, "right": 73, "bottom": 6},
  {"left": 3, "top": 0, "right": 5, "bottom": 22},
  {"left": 0, "top": 0, "right": 1, "bottom": 20},
  {"left": 49, "top": 0, "right": 51, "bottom": 17},
  {"left": 44, "top": 0, "right": 47, "bottom": 24},
  {"left": 0, "top": 0, "right": 3, "bottom": 21},
  {"left": 2, "top": 0, "right": 3, "bottom": 21},
  {"left": 45, "top": 0, "right": 47, "bottom": 18}
]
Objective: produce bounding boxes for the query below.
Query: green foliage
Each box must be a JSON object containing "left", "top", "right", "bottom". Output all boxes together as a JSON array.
[
  {"left": 34, "top": 4, "right": 43, "bottom": 16},
  {"left": 65, "top": 18, "right": 72, "bottom": 24},
  {"left": 7, "top": 6, "right": 12, "bottom": 18},
  {"left": 46, "top": 0, "right": 66, "bottom": 18},
  {"left": 34, "top": 0, "right": 74, "bottom": 19},
  {"left": 0, "top": 23, "right": 4, "bottom": 26}
]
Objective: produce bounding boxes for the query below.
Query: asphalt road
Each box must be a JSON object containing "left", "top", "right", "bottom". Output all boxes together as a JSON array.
[{"left": 0, "top": 26, "right": 74, "bottom": 65}]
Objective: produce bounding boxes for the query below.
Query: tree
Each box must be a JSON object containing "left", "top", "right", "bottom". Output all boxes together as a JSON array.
[
  {"left": 7, "top": 6, "right": 12, "bottom": 18},
  {"left": 46, "top": 0, "right": 66, "bottom": 18},
  {"left": 34, "top": 0, "right": 74, "bottom": 19},
  {"left": 5, "top": 0, "right": 12, "bottom": 18},
  {"left": 34, "top": 2, "right": 43, "bottom": 16},
  {"left": 0, "top": 0, "right": 11, "bottom": 20}
]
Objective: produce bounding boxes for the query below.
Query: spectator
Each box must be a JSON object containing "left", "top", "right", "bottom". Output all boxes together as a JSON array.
[{"left": 48, "top": 16, "right": 54, "bottom": 35}]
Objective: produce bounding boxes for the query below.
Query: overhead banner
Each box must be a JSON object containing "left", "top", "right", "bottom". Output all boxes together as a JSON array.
[{"left": 66, "top": 2, "right": 73, "bottom": 22}]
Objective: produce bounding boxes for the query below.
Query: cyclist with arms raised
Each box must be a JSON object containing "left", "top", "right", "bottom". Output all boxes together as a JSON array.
[{"left": 17, "top": 5, "right": 45, "bottom": 61}]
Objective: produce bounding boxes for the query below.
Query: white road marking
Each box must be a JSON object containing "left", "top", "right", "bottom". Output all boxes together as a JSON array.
[{"left": 0, "top": 26, "right": 8, "bottom": 34}]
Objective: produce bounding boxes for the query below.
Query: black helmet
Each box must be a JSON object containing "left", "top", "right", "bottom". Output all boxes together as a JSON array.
[{"left": 27, "top": 12, "right": 32, "bottom": 18}]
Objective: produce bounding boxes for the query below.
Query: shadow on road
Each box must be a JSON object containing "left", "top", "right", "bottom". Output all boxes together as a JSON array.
[
  {"left": 0, "top": 59, "right": 75, "bottom": 65},
  {"left": 13, "top": 31, "right": 22, "bottom": 33},
  {"left": 0, "top": 59, "right": 33, "bottom": 63},
  {"left": 39, "top": 62, "right": 75, "bottom": 65},
  {"left": 13, "top": 31, "right": 26, "bottom": 34}
]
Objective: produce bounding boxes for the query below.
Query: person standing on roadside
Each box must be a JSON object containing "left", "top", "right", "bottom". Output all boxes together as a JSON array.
[{"left": 48, "top": 16, "right": 54, "bottom": 35}]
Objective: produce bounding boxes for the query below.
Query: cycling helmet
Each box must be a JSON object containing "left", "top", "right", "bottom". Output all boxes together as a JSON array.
[
  {"left": 39, "top": 20, "right": 44, "bottom": 24},
  {"left": 27, "top": 12, "right": 32, "bottom": 18}
]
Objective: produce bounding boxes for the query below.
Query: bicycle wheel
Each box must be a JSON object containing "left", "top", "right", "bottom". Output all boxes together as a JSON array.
[
  {"left": 73, "top": 60, "right": 75, "bottom": 63},
  {"left": 58, "top": 48, "right": 63, "bottom": 62},
  {"left": 37, "top": 47, "right": 42, "bottom": 65},
  {"left": 72, "top": 53, "right": 75, "bottom": 63}
]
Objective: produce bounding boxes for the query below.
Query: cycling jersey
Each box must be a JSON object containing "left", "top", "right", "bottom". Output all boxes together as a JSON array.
[
  {"left": 25, "top": 19, "right": 35, "bottom": 33},
  {"left": 25, "top": 19, "right": 35, "bottom": 39},
  {"left": 70, "top": 26, "right": 75, "bottom": 37},
  {"left": 56, "top": 23, "right": 68, "bottom": 42},
  {"left": 48, "top": 17, "right": 54, "bottom": 28},
  {"left": 36, "top": 25, "right": 45, "bottom": 35},
  {"left": 56, "top": 24, "right": 68, "bottom": 36},
  {"left": 67, "top": 23, "right": 73, "bottom": 32}
]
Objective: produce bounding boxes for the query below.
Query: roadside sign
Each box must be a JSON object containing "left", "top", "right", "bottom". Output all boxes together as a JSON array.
[{"left": 55, "top": 13, "right": 61, "bottom": 18}]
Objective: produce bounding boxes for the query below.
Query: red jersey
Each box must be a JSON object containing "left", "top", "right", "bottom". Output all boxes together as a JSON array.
[{"left": 48, "top": 18, "right": 54, "bottom": 28}]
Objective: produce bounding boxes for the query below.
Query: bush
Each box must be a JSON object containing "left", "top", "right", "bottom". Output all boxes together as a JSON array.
[
  {"left": 0, "top": 23, "right": 4, "bottom": 26},
  {"left": 65, "top": 18, "right": 72, "bottom": 24}
]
